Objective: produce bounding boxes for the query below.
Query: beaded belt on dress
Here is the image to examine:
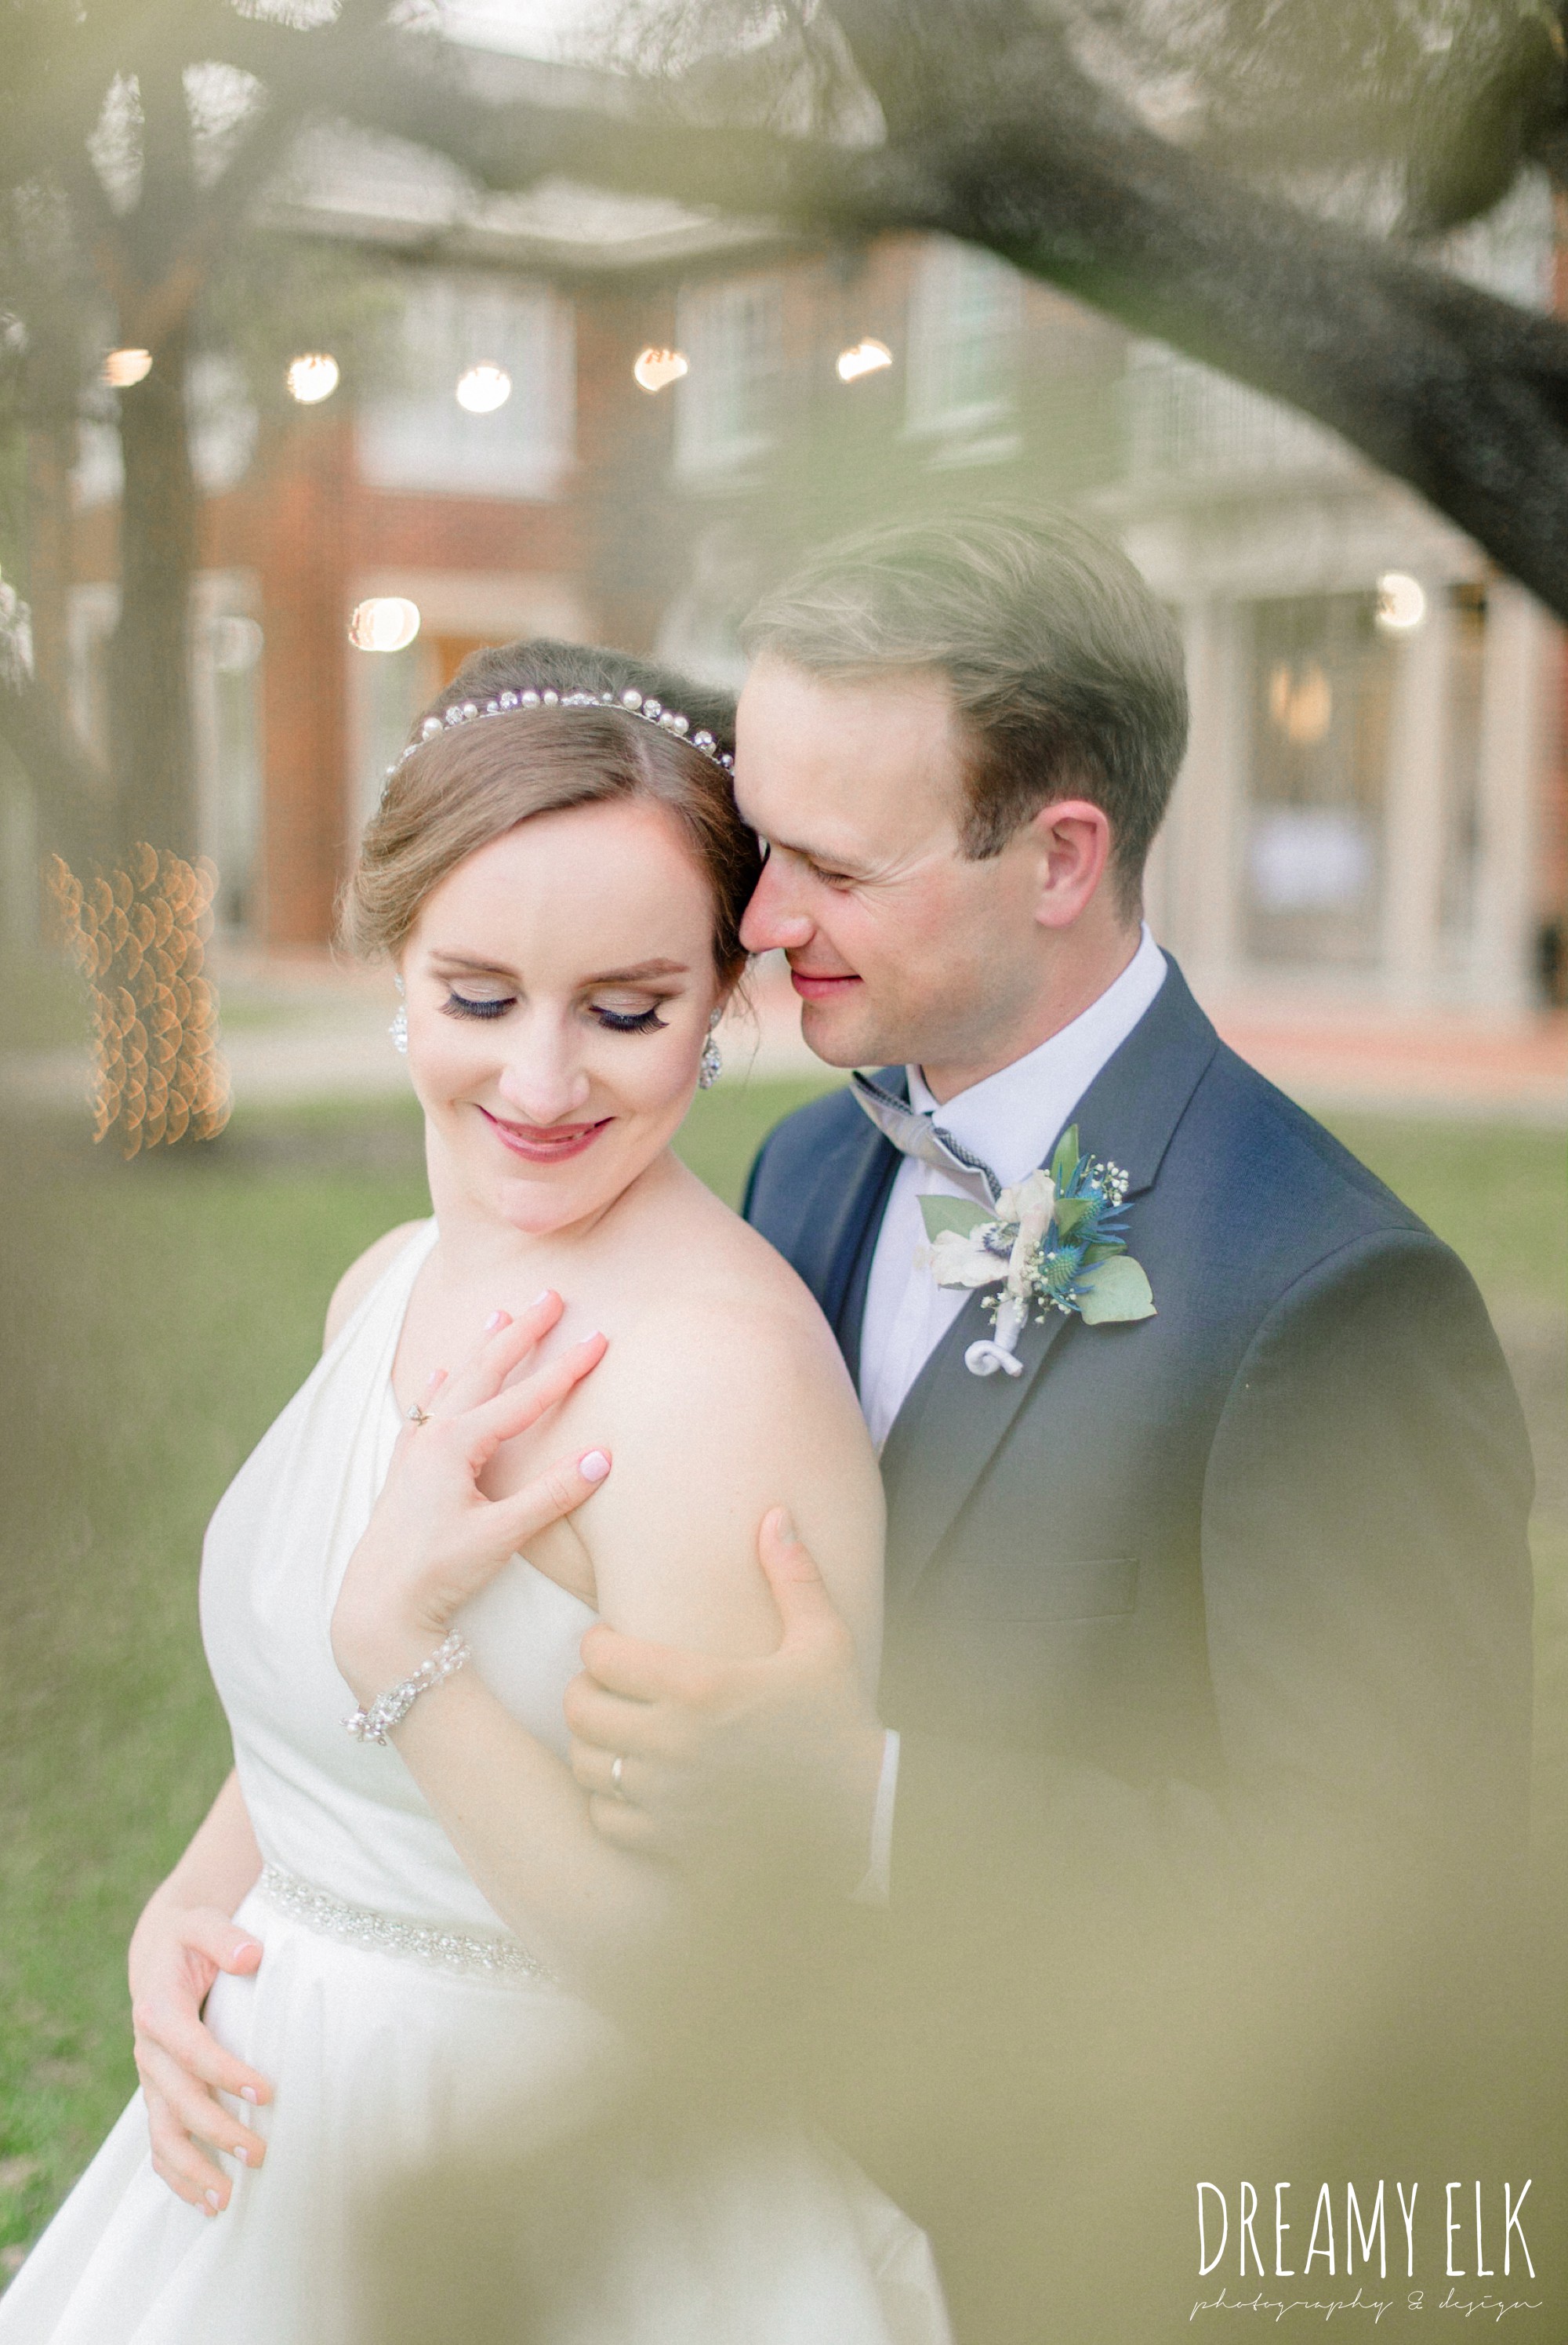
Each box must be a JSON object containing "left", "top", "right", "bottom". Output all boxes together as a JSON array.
[{"left": 256, "top": 1863, "right": 557, "bottom": 1987}]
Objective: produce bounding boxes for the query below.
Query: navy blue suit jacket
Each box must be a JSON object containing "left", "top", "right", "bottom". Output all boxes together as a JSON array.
[{"left": 742, "top": 960, "right": 1534, "bottom": 1909}]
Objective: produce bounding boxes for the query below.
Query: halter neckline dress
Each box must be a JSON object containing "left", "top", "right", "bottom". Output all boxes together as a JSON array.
[{"left": 0, "top": 1222, "right": 949, "bottom": 2345}]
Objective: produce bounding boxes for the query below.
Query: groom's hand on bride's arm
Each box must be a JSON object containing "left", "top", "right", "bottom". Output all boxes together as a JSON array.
[{"left": 565, "top": 1508, "right": 888, "bottom": 1890}]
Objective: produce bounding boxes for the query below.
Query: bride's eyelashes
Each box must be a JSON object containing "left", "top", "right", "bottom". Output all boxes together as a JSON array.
[
  {"left": 437, "top": 989, "right": 669, "bottom": 1035},
  {"left": 591, "top": 1004, "right": 669, "bottom": 1034},
  {"left": 441, "top": 990, "right": 513, "bottom": 1022}
]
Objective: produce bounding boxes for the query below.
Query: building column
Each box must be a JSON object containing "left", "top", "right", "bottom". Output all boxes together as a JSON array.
[
  {"left": 1378, "top": 582, "right": 1452, "bottom": 1007},
  {"left": 1470, "top": 580, "right": 1549, "bottom": 1011},
  {"left": 1155, "top": 598, "right": 1247, "bottom": 992}
]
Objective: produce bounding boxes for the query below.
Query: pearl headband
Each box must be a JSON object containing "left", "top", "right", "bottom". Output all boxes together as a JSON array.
[{"left": 391, "top": 685, "right": 735, "bottom": 778}]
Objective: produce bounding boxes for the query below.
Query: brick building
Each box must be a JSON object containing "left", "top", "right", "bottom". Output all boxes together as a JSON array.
[{"left": 64, "top": 147, "right": 1566, "bottom": 1011}]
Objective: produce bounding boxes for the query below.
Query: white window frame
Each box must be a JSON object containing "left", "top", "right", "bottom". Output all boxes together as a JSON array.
[
  {"left": 905, "top": 238, "right": 1023, "bottom": 449},
  {"left": 673, "top": 275, "right": 783, "bottom": 481},
  {"left": 358, "top": 270, "right": 575, "bottom": 501}
]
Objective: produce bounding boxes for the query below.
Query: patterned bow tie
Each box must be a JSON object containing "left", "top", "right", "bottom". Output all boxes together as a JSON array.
[{"left": 850, "top": 1072, "right": 1000, "bottom": 1209}]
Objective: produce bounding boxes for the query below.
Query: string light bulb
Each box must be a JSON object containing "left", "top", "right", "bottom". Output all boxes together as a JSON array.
[
  {"left": 835, "top": 339, "right": 893, "bottom": 383},
  {"left": 456, "top": 365, "right": 511, "bottom": 414},
  {"left": 633, "top": 347, "right": 688, "bottom": 394},
  {"left": 287, "top": 353, "right": 340, "bottom": 405},
  {"left": 348, "top": 597, "right": 421, "bottom": 654},
  {"left": 1375, "top": 572, "right": 1427, "bottom": 632},
  {"left": 103, "top": 348, "right": 153, "bottom": 388}
]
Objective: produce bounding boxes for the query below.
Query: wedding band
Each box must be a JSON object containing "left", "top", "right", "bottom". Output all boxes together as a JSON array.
[
  {"left": 609, "top": 1754, "right": 626, "bottom": 1798},
  {"left": 405, "top": 1403, "right": 430, "bottom": 1426}
]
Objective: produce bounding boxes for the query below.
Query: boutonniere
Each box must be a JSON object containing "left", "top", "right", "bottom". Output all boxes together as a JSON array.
[{"left": 915, "top": 1125, "right": 1155, "bottom": 1379}]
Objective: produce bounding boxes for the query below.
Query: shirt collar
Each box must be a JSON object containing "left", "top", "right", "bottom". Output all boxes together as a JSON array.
[{"left": 907, "top": 925, "right": 1168, "bottom": 1189}]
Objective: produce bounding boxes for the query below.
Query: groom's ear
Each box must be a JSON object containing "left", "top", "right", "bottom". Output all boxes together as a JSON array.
[{"left": 1025, "top": 798, "right": 1115, "bottom": 931}]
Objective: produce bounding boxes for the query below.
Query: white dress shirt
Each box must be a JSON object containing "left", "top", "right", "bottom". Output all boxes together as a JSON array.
[
  {"left": 851, "top": 925, "right": 1167, "bottom": 1900},
  {"left": 858, "top": 924, "right": 1168, "bottom": 1451}
]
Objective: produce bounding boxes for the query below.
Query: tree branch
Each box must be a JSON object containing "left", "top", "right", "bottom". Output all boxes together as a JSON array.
[{"left": 308, "top": 5, "right": 1568, "bottom": 620}]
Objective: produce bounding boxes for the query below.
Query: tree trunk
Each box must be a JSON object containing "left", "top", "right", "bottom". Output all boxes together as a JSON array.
[
  {"left": 24, "top": 422, "right": 74, "bottom": 700},
  {"left": 108, "top": 317, "right": 198, "bottom": 856}
]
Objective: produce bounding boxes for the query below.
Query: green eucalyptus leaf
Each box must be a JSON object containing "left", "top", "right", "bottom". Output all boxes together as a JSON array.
[
  {"left": 1050, "top": 1126, "right": 1080, "bottom": 1189},
  {"left": 1052, "top": 1196, "right": 1095, "bottom": 1242},
  {"left": 919, "top": 1196, "right": 992, "bottom": 1243},
  {"left": 1078, "top": 1255, "right": 1156, "bottom": 1324},
  {"left": 1080, "top": 1239, "right": 1123, "bottom": 1265}
]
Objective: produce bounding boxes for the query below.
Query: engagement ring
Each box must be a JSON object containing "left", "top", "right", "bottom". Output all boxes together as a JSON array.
[{"left": 405, "top": 1402, "right": 430, "bottom": 1426}]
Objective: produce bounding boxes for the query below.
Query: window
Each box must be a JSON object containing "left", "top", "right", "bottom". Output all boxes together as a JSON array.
[
  {"left": 673, "top": 277, "right": 782, "bottom": 479},
  {"left": 358, "top": 273, "right": 574, "bottom": 499},
  {"left": 1245, "top": 594, "right": 1394, "bottom": 969},
  {"left": 67, "top": 584, "right": 118, "bottom": 764},
  {"left": 69, "top": 574, "right": 265, "bottom": 931},
  {"left": 1122, "top": 342, "right": 1356, "bottom": 485},
  {"left": 905, "top": 238, "right": 1022, "bottom": 450},
  {"left": 191, "top": 573, "right": 265, "bottom": 932}
]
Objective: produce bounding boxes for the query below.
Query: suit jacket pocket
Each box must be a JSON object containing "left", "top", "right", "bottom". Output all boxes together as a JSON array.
[
  {"left": 887, "top": 1556, "right": 1142, "bottom": 1748},
  {"left": 952, "top": 1555, "right": 1138, "bottom": 1624}
]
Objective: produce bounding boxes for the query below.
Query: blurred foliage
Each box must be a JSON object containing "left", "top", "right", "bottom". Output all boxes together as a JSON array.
[
  {"left": 0, "top": 1082, "right": 1561, "bottom": 2277},
  {"left": 196, "top": 232, "right": 407, "bottom": 429},
  {"left": 0, "top": 947, "right": 88, "bottom": 1054},
  {"left": 49, "top": 848, "right": 230, "bottom": 1156},
  {"left": 1075, "top": 0, "right": 1568, "bottom": 227},
  {"left": 625, "top": 0, "right": 1568, "bottom": 227}
]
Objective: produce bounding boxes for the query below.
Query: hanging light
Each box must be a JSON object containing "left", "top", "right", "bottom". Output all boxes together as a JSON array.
[
  {"left": 633, "top": 347, "right": 688, "bottom": 394},
  {"left": 287, "top": 353, "right": 340, "bottom": 405},
  {"left": 1375, "top": 572, "right": 1427, "bottom": 632},
  {"left": 455, "top": 364, "right": 511, "bottom": 414},
  {"left": 835, "top": 339, "right": 893, "bottom": 383},
  {"left": 103, "top": 348, "right": 153, "bottom": 388},
  {"left": 348, "top": 597, "right": 421, "bottom": 654}
]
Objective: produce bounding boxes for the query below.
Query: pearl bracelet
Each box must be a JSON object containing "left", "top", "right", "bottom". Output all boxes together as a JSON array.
[{"left": 344, "top": 1632, "right": 471, "bottom": 1747}]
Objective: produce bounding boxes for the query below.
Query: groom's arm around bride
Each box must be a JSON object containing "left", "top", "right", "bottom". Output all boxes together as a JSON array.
[{"left": 568, "top": 514, "right": 1535, "bottom": 2340}]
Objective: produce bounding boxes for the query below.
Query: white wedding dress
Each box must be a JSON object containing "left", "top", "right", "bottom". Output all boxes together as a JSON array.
[{"left": 0, "top": 1221, "right": 949, "bottom": 2345}]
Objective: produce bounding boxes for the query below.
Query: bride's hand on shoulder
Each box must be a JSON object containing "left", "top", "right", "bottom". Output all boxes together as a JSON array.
[{"left": 331, "top": 1292, "right": 612, "bottom": 1701}]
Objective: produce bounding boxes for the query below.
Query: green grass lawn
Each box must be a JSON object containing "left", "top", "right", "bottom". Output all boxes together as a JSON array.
[{"left": 1, "top": 1080, "right": 1563, "bottom": 2269}]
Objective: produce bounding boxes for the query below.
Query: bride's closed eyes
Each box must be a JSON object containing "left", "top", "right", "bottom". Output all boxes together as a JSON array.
[{"left": 440, "top": 989, "right": 670, "bottom": 1035}]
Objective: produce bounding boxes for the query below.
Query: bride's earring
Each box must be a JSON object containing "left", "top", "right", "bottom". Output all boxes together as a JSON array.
[
  {"left": 390, "top": 975, "right": 408, "bottom": 1056},
  {"left": 698, "top": 1011, "right": 723, "bottom": 1090}
]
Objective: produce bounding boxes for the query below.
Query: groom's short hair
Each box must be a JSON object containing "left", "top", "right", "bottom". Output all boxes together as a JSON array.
[{"left": 740, "top": 510, "right": 1188, "bottom": 906}]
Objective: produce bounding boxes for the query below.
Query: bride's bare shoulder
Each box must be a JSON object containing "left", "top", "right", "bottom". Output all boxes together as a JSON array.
[
  {"left": 323, "top": 1221, "right": 430, "bottom": 1349},
  {"left": 586, "top": 1180, "right": 882, "bottom": 1661},
  {"left": 659, "top": 1177, "right": 842, "bottom": 1353}
]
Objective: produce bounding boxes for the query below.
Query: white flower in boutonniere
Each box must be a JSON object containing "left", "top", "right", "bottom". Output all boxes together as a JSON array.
[{"left": 913, "top": 1126, "right": 1156, "bottom": 1380}]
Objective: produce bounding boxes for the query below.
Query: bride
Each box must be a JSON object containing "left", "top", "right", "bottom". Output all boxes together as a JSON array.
[{"left": 0, "top": 642, "right": 949, "bottom": 2344}]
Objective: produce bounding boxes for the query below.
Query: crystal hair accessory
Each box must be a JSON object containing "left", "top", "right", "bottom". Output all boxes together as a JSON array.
[
  {"left": 389, "top": 687, "right": 734, "bottom": 781},
  {"left": 389, "top": 972, "right": 408, "bottom": 1055}
]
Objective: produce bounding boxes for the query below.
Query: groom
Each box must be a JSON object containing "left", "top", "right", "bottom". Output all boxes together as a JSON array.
[{"left": 566, "top": 514, "right": 1536, "bottom": 2336}]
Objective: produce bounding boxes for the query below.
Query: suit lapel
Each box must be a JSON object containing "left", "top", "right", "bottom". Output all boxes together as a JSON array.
[
  {"left": 881, "top": 1292, "right": 1075, "bottom": 1608},
  {"left": 836, "top": 1147, "right": 901, "bottom": 1386},
  {"left": 879, "top": 958, "right": 1220, "bottom": 1610},
  {"left": 808, "top": 1083, "right": 903, "bottom": 1380}
]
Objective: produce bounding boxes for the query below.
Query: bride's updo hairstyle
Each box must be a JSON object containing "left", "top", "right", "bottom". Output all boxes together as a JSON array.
[{"left": 343, "top": 638, "right": 756, "bottom": 985}]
